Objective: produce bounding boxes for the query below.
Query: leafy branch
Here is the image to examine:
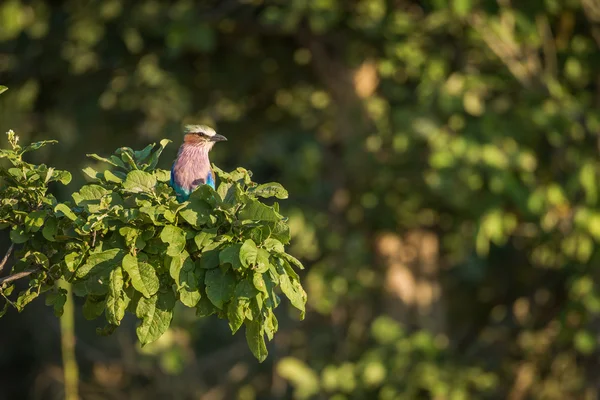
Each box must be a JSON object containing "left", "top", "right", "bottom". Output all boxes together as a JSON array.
[{"left": 0, "top": 128, "right": 306, "bottom": 362}]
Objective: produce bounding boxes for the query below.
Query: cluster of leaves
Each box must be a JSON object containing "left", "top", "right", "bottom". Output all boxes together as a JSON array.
[
  {"left": 0, "top": 130, "right": 306, "bottom": 362},
  {"left": 0, "top": 130, "right": 72, "bottom": 316}
]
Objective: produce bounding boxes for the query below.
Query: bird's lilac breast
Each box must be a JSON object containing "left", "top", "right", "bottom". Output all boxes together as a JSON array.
[{"left": 171, "top": 145, "right": 212, "bottom": 194}]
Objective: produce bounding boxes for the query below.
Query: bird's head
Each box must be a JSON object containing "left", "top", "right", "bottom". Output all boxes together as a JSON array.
[{"left": 183, "top": 124, "right": 227, "bottom": 149}]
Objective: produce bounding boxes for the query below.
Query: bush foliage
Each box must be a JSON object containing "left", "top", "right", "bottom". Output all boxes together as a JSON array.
[{"left": 0, "top": 126, "right": 305, "bottom": 362}]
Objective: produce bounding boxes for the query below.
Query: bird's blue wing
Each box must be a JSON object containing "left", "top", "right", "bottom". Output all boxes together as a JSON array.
[
  {"left": 170, "top": 164, "right": 190, "bottom": 202},
  {"left": 206, "top": 169, "right": 215, "bottom": 189}
]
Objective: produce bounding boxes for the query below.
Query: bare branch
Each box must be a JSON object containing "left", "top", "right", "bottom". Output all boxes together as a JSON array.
[
  {"left": 0, "top": 243, "right": 14, "bottom": 273},
  {"left": 0, "top": 269, "right": 37, "bottom": 287}
]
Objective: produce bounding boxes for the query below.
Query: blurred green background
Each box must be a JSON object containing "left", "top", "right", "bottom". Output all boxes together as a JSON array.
[{"left": 2, "top": 0, "right": 600, "bottom": 399}]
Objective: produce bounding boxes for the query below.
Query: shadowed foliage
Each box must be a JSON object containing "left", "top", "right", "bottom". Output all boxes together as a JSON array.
[{"left": 1, "top": 0, "right": 600, "bottom": 399}]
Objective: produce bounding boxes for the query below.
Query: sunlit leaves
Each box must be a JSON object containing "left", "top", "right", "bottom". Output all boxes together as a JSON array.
[
  {"left": 169, "top": 251, "right": 200, "bottom": 307},
  {"left": 240, "top": 239, "right": 259, "bottom": 268},
  {"left": 160, "top": 225, "right": 186, "bottom": 256},
  {"left": 227, "top": 299, "right": 246, "bottom": 334},
  {"left": 0, "top": 132, "right": 305, "bottom": 362},
  {"left": 105, "top": 266, "right": 127, "bottom": 325},
  {"left": 251, "top": 182, "right": 289, "bottom": 199},
  {"left": 239, "top": 198, "right": 283, "bottom": 221},
  {"left": 122, "top": 254, "right": 159, "bottom": 298},
  {"left": 123, "top": 170, "right": 156, "bottom": 194},
  {"left": 136, "top": 290, "right": 176, "bottom": 346},
  {"left": 279, "top": 271, "right": 306, "bottom": 315}
]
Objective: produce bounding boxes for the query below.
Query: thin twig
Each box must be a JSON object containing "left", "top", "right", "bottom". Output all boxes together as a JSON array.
[
  {"left": 0, "top": 243, "right": 14, "bottom": 273},
  {"left": 0, "top": 269, "right": 37, "bottom": 287}
]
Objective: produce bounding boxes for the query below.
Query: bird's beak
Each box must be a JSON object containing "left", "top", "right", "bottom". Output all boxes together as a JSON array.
[{"left": 211, "top": 134, "right": 227, "bottom": 142}]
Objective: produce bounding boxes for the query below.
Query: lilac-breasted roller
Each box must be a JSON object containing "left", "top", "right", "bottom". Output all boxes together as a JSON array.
[{"left": 170, "top": 124, "right": 227, "bottom": 202}]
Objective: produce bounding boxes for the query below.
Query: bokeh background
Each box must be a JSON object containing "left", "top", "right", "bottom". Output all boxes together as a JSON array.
[{"left": 1, "top": 0, "right": 600, "bottom": 399}]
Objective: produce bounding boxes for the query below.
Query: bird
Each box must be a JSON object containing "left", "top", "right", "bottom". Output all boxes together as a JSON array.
[{"left": 170, "top": 124, "right": 227, "bottom": 202}]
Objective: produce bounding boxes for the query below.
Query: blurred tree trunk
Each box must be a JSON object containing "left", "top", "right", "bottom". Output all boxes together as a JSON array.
[{"left": 375, "top": 230, "right": 446, "bottom": 335}]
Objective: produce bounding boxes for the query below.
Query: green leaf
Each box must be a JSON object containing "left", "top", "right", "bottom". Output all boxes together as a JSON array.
[
  {"left": 239, "top": 199, "right": 283, "bottom": 222},
  {"left": 51, "top": 170, "right": 72, "bottom": 185},
  {"left": 83, "top": 296, "right": 106, "bottom": 320},
  {"left": 45, "top": 289, "right": 67, "bottom": 317},
  {"left": 55, "top": 203, "right": 78, "bottom": 221},
  {"left": 235, "top": 278, "right": 260, "bottom": 300},
  {"left": 155, "top": 169, "right": 171, "bottom": 182},
  {"left": 251, "top": 182, "right": 289, "bottom": 199},
  {"left": 25, "top": 210, "right": 46, "bottom": 232},
  {"left": 119, "top": 226, "right": 140, "bottom": 248},
  {"left": 73, "top": 184, "right": 110, "bottom": 204},
  {"left": 16, "top": 290, "right": 39, "bottom": 311},
  {"left": 122, "top": 254, "right": 159, "bottom": 298},
  {"left": 123, "top": 170, "right": 157, "bottom": 193},
  {"left": 264, "top": 309, "right": 278, "bottom": 341},
  {"left": 264, "top": 238, "right": 285, "bottom": 253},
  {"left": 279, "top": 253, "right": 304, "bottom": 270},
  {"left": 194, "top": 228, "right": 217, "bottom": 248},
  {"left": 277, "top": 258, "right": 300, "bottom": 281},
  {"left": 75, "top": 248, "right": 124, "bottom": 278},
  {"left": 270, "top": 220, "right": 291, "bottom": 244},
  {"left": 253, "top": 272, "right": 268, "bottom": 294},
  {"left": 279, "top": 273, "right": 306, "bottom": 316},
  {"left": 146, "top": 139, "right": 171, "bottom": 170},
  {"left": 205, "top": 268, "right": 236, "bottom": 309},
  {"left": 136, "top": 290, "right": 176, "bottom": 346},
  {"left": 219, "top": 243, "right": 243, "bottom": 269},
  {"left": 180, "top": 289, "right": 201, "bottom": 308},
  {"left": 21, "top": 140, "right": 58, "bottom": 154},
  {"left": 82, "top": 166, "right": 100, "bottom": 180},
  {"left": 245, "top": 319, "right": 268, "bottom": 362},
  {"left": 120, "top": 150, "right": 138, "bottom": 170},
  {"left": 0, "top": 86, "right": 7, "bottom": 95},
  {"left": 105, "top": 266, "right": 127, "bottom": 325},
  {"left": 104, "top": 170, "right": 123, "bottom": 183},
  {"left": 134, "top": 143, "right": 154, "bottom": 162},
  {"left": 227, "top": 299, "right": 246, "bottom": 334},
  {"left": 179, "top": 197, "right": 212, "bottom": 227},
  {"left": 217, "top": 182, "right": 239, "bottom": 206},
  {"left": 196, "top": 295, "right": 217, "bottom": 317},
  {"left": 160, "top": 225, "right": 186, "bottom": 256},
  {"left": 199, "top": 248, "right": 220, "bottom": 269},
  {"left": 42, "top": 217, "right": 58, "bottom": 241},
  {"left": 10, "top": 227, "right": 30, "bottom": 244},
  {"left": 255, "top": 249, "right": 271, "bottom": 273},
  {"left": 168, "top": 251, "right": 200, "bottom": 307},
  {"left": 240, "top": 239, "right": 259, "bottom": 268},
  {"left": 190, "top": 184, "right": 220, "bottom": 207},
  {"left": 87, "top": 153, "right": 122, "bottom": 167},
  {"left": 65, "top": 252, "right": 84, "bottom": 273}
]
